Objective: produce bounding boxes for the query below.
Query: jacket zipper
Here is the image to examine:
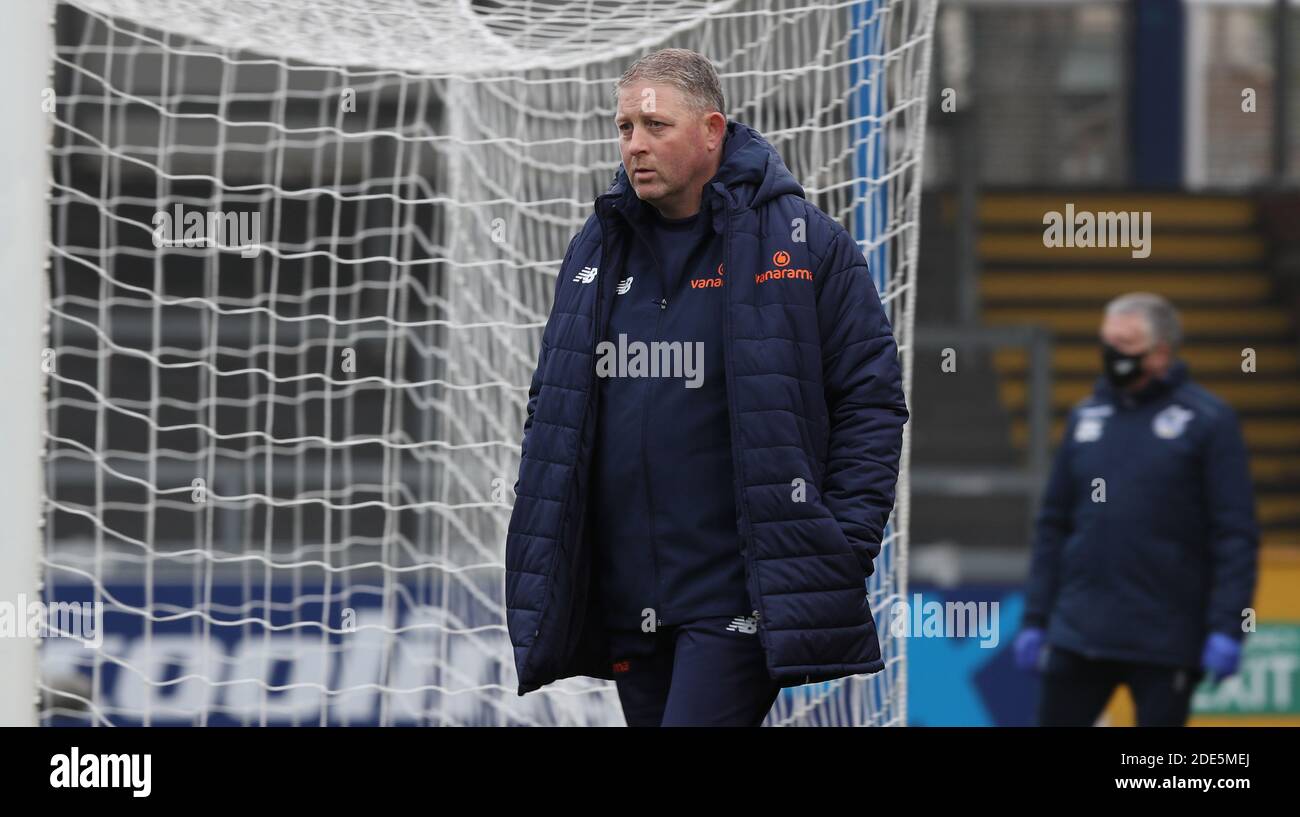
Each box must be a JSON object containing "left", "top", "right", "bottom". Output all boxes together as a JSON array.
[
  {"left": 635, "top": 224, "right": 665, "bottom": 630},
  {"left": 714, "top": 192, "right": 769, "bottom": 653}
]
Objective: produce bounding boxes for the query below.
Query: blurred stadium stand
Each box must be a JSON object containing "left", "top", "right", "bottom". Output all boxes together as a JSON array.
[{"left": 912, "top": 0, "right": 1300, "bottom": 583}]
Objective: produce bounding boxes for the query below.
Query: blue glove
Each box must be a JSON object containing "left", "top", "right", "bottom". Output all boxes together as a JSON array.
[
  {"left": 1013, "top": 628, "right": 1045, "bottom": 673},
  {"left": 1201, "top": 632, "right": 1243, "bottom": 682}
]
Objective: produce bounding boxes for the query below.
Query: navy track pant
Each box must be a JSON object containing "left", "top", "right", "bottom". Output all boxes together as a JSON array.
[
  {"left": 607, "top": 615, "right": 782, "bottom": 727},
  {"left": 1038, "top": 644, "right": 1205, "bottom": 727}
]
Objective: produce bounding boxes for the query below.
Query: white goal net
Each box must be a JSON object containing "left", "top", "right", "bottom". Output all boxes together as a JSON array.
[{"left": 39, "top": 0, "right": 934, "bottom": 726}]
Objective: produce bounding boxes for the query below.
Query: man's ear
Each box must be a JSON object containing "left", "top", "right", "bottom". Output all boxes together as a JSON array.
[
  {"left": 1149, "top": 341, "right": 1173, "bottom": 370},
  {"left": 706, "top": 112, "right": 726, "bottom": 151}
]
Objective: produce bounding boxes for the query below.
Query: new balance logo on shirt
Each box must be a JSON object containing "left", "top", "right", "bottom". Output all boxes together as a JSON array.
[
  {"left": 616, "top": 276, "right": 634, "bottom": 295},
  {"left": 573, "top": 265, "right": 598, "bottom": 284}
]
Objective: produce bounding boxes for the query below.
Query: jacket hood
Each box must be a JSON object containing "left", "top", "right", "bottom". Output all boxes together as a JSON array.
[{"left": 602, "top": 119, "right": 805, "bottom": 233}]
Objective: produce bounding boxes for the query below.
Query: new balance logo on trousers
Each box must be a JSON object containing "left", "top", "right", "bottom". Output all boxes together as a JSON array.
[{"left": 607, "top": 615, "right": 782, "bottom": 727}]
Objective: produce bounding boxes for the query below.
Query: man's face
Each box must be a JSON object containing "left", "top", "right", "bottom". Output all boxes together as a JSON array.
[
  {"left": 615, "top": 82, "right": 724, "bottom": 219},
  {"left": 1100, "top": 312, "right": 1150, "bottom": 357},
  {"left": 1100, "top": 311, "right": 1171, "bottom": 385}
]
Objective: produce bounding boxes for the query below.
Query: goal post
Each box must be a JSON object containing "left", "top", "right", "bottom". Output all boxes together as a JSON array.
[
  {"left": 35, "top": 0, "right": 935, "bottom": 726},
  {"left": 0, "top": 0, "right": 55, "bottom": 729}
]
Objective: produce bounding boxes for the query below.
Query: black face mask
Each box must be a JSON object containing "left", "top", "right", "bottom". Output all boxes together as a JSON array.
[{"left": 1101, "top": 343, "right": 1147, "bottom": 388}]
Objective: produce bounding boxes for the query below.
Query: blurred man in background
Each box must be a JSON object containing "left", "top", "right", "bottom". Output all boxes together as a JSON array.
[{"left": 1014, "top": 292, "right": 1260, "bottom": 726}]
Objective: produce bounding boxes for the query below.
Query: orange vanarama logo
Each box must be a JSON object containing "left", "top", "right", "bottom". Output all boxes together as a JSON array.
[
  {"left": 689, "top": 261, "right": 725, "bottom": 289},
  {"left": 756, "top": 248, "right": 812, "bottom": 285}
]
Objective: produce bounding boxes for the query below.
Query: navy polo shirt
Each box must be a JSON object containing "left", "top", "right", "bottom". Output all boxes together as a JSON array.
[{"left": 588, "top": 195, "right": 751, "bottom": 632}]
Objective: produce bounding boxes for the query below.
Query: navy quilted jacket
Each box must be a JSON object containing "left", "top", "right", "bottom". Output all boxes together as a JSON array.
[{"left": 505, "top": 120, "right": 909, "bottom": 695}]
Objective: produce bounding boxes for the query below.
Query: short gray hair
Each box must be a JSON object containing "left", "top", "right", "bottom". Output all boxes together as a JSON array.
[
  {"left": 614, "top": 48, "right": 726, "bottom": 116},
  {"left": 1105, "top": 292, "right": 1183, "bottom": 351}
]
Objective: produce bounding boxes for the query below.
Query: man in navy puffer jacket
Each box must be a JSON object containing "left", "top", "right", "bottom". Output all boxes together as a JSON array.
[
  {"left": 1016, "top": 293, "right": 1259, "bottom": 726},
  {"left": 504, "top": 49, "right": 909, "bottom": 725}
]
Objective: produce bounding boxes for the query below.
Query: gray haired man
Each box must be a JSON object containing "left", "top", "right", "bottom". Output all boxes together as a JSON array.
[{"left": 1016, "top": 292, "right": 1259, "bottom": 726}]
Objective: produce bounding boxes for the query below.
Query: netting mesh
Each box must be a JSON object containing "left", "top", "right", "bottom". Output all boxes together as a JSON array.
[{"left": 42, "top": 0, "right": 933, "bottom": 725}]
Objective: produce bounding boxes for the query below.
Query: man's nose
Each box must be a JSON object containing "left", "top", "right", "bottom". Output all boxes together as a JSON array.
[{"left": 626, "top": 128, "right": 649, "bottom": 157}]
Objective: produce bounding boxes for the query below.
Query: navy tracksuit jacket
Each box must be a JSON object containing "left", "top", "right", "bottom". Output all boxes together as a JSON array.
[{"left": 1023, "top": 359, "right": 1260, "bottom": 667}]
